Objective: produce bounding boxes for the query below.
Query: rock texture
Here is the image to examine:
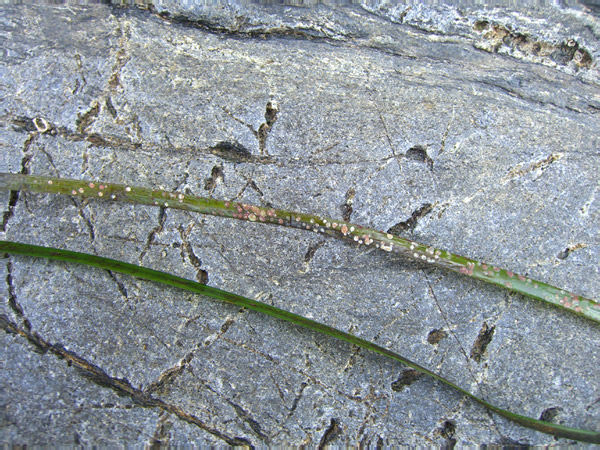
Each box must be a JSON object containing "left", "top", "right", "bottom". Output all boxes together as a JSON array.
[{"left": 1, "top": 3, "right": 599, "bottom": 446}]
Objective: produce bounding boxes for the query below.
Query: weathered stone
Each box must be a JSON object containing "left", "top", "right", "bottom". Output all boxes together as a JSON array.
[{"left": 1, "top": 4, "right": 599, "bottom": 446}]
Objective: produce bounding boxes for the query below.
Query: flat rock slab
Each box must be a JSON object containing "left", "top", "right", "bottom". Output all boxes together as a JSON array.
[{"left": 1, "top": 4, "right": 599, "bottom": 446}]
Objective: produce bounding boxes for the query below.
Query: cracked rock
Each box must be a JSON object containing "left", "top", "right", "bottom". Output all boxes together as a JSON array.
[{"left": 1, "top": 3, "right": 599, "bottom": 446}]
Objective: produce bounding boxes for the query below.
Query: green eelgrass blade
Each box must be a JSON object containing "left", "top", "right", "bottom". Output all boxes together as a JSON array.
[
  {"left": 1, "top": 240, "right": 598, "bottom": 443},
  {"left": 1, "top": 172, "right": 599, "bottom": 324}
]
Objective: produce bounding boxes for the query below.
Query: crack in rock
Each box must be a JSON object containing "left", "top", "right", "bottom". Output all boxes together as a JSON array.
[
  {"left": 0, "top": 314, "right": 251, "bottom": 447},
  {"left": 301, "top": 240, "right": 326, "bottom": 273},
  {"left": 257, "top": 101, "right": 278, "bottom": 155},
  {"left": 502, "top": 153, "right": 563, "bottom": 183},
  {"left": 473, "top": 21, "right": 592, "bottom": 70},
  {"left": 177, "top": 224, "right": 209, "bottom": 284},
  {"left": 209, "top": 141, "right": 255, "bottom": 163},
  {"left": 5, "top": 115, "right": 279, "bottom": 165},
  {"left": 557, "top": 242, "right": 588, "bottom": 260},
  {"left": 387, "top": 203, "right": 433, "bottom": 234},
  {"left": 436, "top": 419, "right": 457, "bottom": 447},
  {"left": 470, "top": 322, "right": 495, "bottom": 363},
  {"left": 405, "top": 145, "right": 434, "bottom": 171},
  {"left": 145, "top": 351, "right": 195, "bottom": 396},
  {"left": 155, "top": 10, "right": 352, "bottom": 42},
  {"left": 427, "top": 328, "right": 449, "bottom": 345},
  {"left": 108, "top": 23, "right": 132, "bottom": 90},
  {"left": 203, "top": 165, "right": 224, "bottom": 194},
  {"left": 1, "top": 137, "right": 33, "bottom": 232},
  {"left": 106, "top": 270, "right": 129, "bottom": 299},
  {"left": 148, "top": 410, "right": 173, "bottom": 447},
  {"left": 391, "top": 368, "right": 424, "bottom": 392},
  {"left": 539, "top": 406, "right": 562, "bottom": 423},
  {"left": 71, "top": 199, "right": 96, "bottom": 243},
  {"left": 318, "top": 418, "right": 341, "bottom": 448},
  {"left": 147, "top": 317, "right": 235, "bottom": 396},
  {"left": 286, "top": 381, "right": 309, "bottom": 419},
  {"left": 341, "top": 187, "right": 355, "bottom": 222},
  {"left": 139, "top": 207, "right": 167, "bottom": 264},
  {"left": 229, "top": 401, "right": 270, "bottom": 443},
  {"left": 76, "top": 102, "right": 100, "bottom": 134},
  {"left": 5, "top": 258, "right": 30, "bottom": 333}
]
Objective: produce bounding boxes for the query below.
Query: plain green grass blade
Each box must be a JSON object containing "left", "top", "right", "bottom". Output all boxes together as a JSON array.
[
  {"left": 1, "top": 172, "right": 598, "bottom": 324},
  {"left": 1, "top": 240, "right": 598, "bottom": 443}
]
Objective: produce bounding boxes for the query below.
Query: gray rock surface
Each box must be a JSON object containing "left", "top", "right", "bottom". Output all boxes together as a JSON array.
[{"left": 1, "top": 3, "right": 599, "bottom": 446}]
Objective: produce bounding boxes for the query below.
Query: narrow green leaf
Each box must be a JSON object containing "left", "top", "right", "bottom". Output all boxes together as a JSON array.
[
  {"left": 1, "top": 240, "right": 598, "bottom": 443},
  {"left": 1, "top": 172, "right": 598, "bottom": 324}
]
